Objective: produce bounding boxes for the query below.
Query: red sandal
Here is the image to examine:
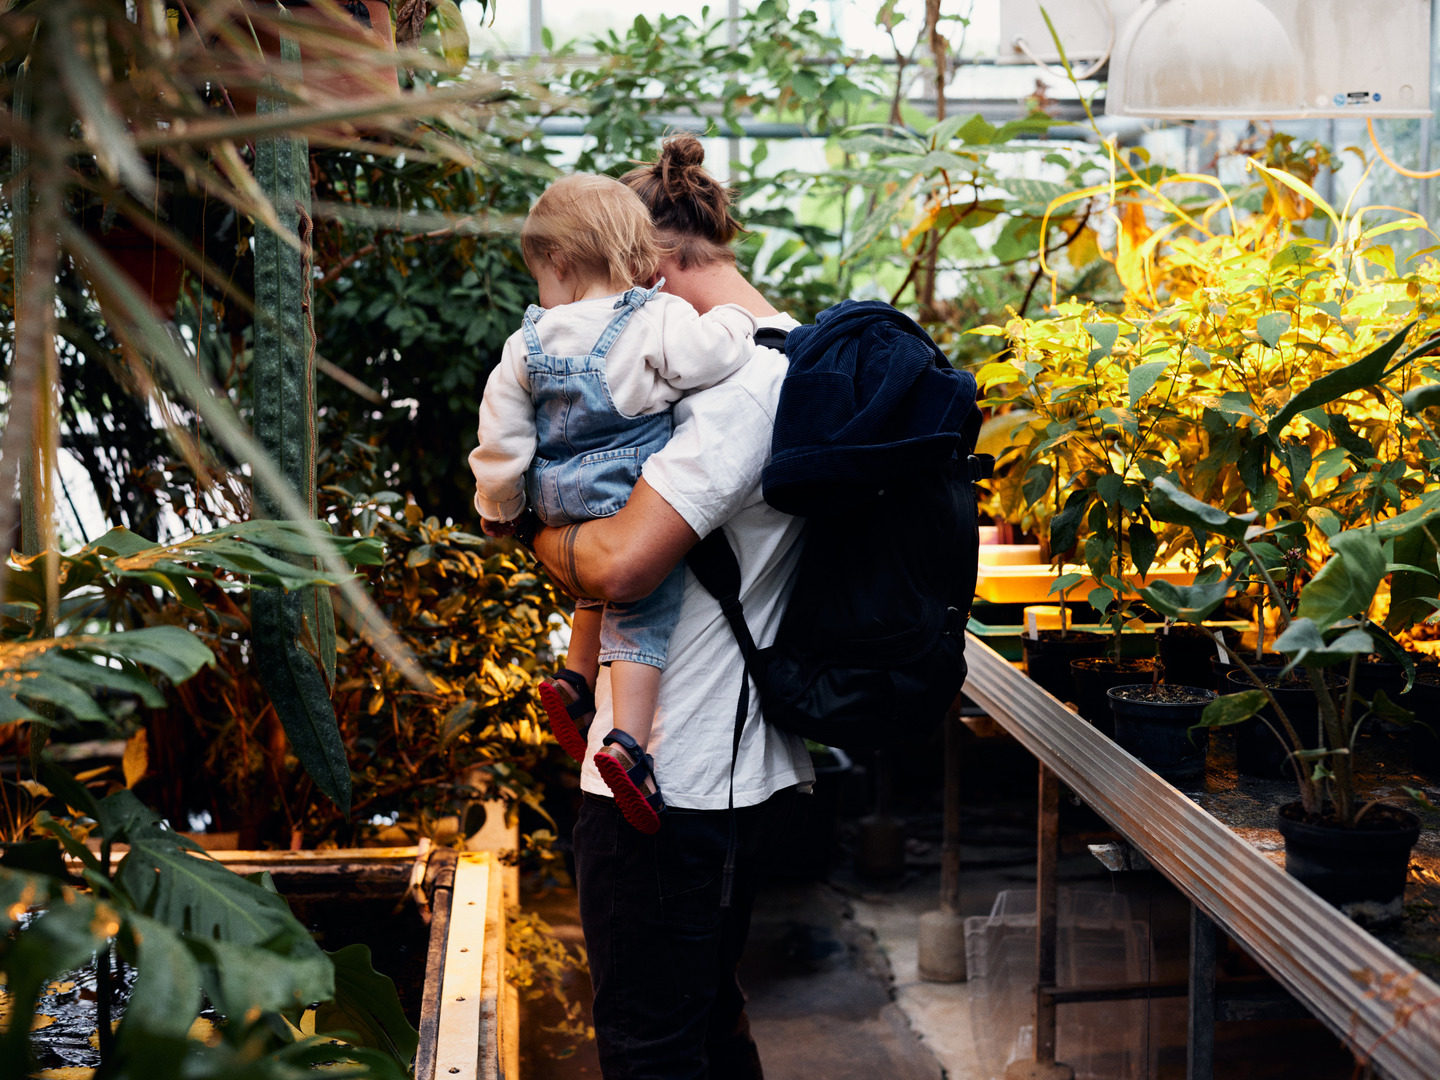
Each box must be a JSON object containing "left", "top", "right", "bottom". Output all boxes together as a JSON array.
[
  {"left": 593, "top": 729, "right": 666, "bottom": 834},
  {"left": 538, "top": 669, "right": 595, "bottom": 762}
]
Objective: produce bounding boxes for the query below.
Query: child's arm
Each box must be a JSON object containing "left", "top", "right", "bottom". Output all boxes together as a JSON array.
[
  {"left": 468, "top": 335, "right": 537, "bottom": 522},
  {"left": 650, "top": 297, "right": 758, "bottom": 392}
]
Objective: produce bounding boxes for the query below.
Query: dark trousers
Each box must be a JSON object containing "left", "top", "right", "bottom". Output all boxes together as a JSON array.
[{"left": 573, "top": 787, "right": 799, "bottom": 1080}]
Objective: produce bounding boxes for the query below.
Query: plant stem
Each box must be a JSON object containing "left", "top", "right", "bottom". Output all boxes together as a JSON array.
[
  {"left": 1309, "top": 665, "right": 1353, "bottom": 825},
  {"left": 1222, "top": 643, "right": 1319, "bottom": 813},
  {"left": 97, "top": 943, "right": 114, "bottom": 1064}
]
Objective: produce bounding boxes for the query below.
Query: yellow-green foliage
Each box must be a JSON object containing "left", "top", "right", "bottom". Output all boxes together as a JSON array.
[{"left": 977, "top": 162, "right": 1440, "bottom": 613}]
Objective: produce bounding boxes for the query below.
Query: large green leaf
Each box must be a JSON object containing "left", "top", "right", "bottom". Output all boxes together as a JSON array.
[
  {"left": 1138, "top": 576, "right": 1236, "bottom": 623},
  {"left": 1198, "top": 690, "right": 1268, "bottom": 727},
  {"left": 1128, "top": 359, "right": 1169, "bottom": 407},
  {"left": 0, "top": 869, "right": 116, "bottom": 1070},
  {"left": 1266, "top": 321, "right": 1415, "bottom": 440},
  {"left": 118, "top": 914, "right": 204, "bottom": 1040},
  {"left": 1295, "top": 530, "right": 1388, "bottom": 628},
  {"left": 1385, "top": 525, "right": 1440, "bottom": 632},
  {"left": 1272, "top": 618, "right": 1376, "bottom": 670},
  {"left": 314, "top": 943, "right": 421, "bottom": 1066},
  {"left": 1364, "top": 487, "right": 1440, "bottom": 541},
  {"left": 1402, "top": 383, "right": 1440, "bottom": 412},
  {"left": 116, "top": 827, "right": 313, "bottom": 947},
  {"left": 1049, "top": 489, "right": 1089, "bottom": 554},
  {"left": 193, "top": 935, "right": 334, "bottom": 1020},
  {"left": 0, "top": 627, "right": 214, "bottom": 724},
  {"left": 1148, "top": 477, "right": 1256, "bottom": 540},
  {"left": 252, "top": 590, "right": 353, "bottom": 814}
]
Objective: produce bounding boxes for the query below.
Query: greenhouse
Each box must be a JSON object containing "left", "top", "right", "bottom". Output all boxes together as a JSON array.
[{"left": 6, "top": 0, "right": 1440, "bottom": 1078}]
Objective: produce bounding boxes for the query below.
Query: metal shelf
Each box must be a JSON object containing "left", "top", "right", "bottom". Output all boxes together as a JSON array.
[{"left": 961, "top": 631, "right": 1440, "bottom": 1080}]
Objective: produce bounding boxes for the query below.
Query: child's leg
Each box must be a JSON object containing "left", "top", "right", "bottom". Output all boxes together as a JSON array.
[
  {"left": 593, "top": 661, "right": 664, "bottom": 834},
  {"left": 565, "top": 603, "right": 602, "bottom": 689},
  {"left": 601, "top": 659, "right": 660, "bottom": 756},
  {"left": 539, "top": 601, "right": 602, "bottom": 762},
  {"left": 591, "top": 564, "right": 684, "bottom": 833}
]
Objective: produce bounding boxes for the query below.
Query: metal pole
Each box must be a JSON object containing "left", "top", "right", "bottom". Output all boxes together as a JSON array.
[
  {"left": 727, "top": 0, "right": 741, "bottom": 180},
  {"left": 1187, "top": 907, "right": 1217, "bottom": 1080},
  {"left": 1004, "top": 763, "right": 1074, "bottom": 1080},
  {"left": 1035, "top": 762, "right": 1062, "bottom": 1066},
  {"left": 529, "top": 0, "right": 544, "bottom": 55},
  {"left": 939, "top": 716, "right": 961, "bottom": 913},
  {"left": 919, "top": 710, "right": 968, "bottom": 982}
]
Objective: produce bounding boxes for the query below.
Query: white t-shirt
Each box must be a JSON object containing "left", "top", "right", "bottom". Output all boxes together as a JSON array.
[
  {"left": 578, "top": 314, "right": 816, "bottom": 809},
  {"left": 468, "top": 293, "right": 757, "bottom": 522}
]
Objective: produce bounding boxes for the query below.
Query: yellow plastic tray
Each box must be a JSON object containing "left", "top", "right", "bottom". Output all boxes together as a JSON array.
[{"left": 973, "top": 562, "right": 1197, "bottom": 605}]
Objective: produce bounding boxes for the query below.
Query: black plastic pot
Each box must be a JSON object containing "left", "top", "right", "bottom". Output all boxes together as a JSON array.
[
  {"left": 1276, "top": 801, "right": 1420, "bottom": 916},
  {"left": 1402, "top": 674, "right": 1440, "bottom": 776},
  {"left": 1352, "top": 659, "right": 1407, "bottom": 707},
  {"left": 1209, "top": 650, "right": 1265, "bottom": 694},
  {"left": 1021, "top": 630, "right": 1107, "bottom": 703},
  {"left": 1156, "top": 625, "right": 1230, "bottom": 691},
  {"left": 1071, "top": 657, "right": 1160, "bottom": 738},
  {"left": 1108, "top": 684, "right": 1216, "bottom": 781},
  {"left": 1224, "top": 667, "right": 1344, "bottom": 780}
]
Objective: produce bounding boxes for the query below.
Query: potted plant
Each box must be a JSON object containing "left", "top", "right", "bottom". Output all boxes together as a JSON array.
[
  {"left": 1142, "top": 477, "right": 1428, "bottom": 920},
  {"left": 1106, "top": 680, "right": 1216, "bottom": 781}
]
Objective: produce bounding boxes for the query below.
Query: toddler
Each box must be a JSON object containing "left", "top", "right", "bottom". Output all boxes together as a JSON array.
[{"left": 467, "top": 173, "right": 757, "bottom": 834}]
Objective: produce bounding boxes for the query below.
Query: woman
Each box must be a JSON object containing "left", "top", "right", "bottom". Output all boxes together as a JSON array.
[{"left": 532, "top": 134, "right": 814, "bottom": 1079}]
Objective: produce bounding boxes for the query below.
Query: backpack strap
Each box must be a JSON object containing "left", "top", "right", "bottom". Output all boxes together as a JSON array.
[
  {"left": 754, "top": 327, "right": 790, "bottom": 354},
  {"left": 685, "top": 529, "right": 759, "bottom": 907}
]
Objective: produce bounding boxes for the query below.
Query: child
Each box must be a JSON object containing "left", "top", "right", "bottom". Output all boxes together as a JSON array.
[{"left": 467, "top": 173, "right": 757, "bottom": 834}]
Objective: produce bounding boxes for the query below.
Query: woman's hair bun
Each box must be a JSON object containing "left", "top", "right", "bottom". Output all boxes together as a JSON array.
[
  {"left": 662, "top": 134, "right": 707, "bottom": 170},
  {"left": 620, "top": 133, "right": 746, "bottom": 265}
]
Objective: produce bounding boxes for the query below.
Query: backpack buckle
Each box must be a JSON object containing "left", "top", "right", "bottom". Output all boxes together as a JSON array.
[
  {"left": 942, "top": 606, "right": 965, "bottom": 636},
  {"left": 966, "top": 454, "right": 995, "bottom": 482}
]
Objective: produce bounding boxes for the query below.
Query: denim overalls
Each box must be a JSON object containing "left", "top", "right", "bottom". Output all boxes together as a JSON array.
[{"left": 522, "top": 283, "right": 683, "bottom": 669}]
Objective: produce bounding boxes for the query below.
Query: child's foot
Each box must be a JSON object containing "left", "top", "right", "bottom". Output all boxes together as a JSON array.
[
  {"left": 539, "top": 669, "right": 595, "bottom": 762},
  {"left": 593, "top": 730, "right": 665, "bottom": 834}
]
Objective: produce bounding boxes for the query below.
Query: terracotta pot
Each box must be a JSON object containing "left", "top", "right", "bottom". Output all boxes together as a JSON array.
[
  {"left": 218, "top": 0, "right": 401, "bottom": 122},
  {"left": 91, "top": 226, "right": 185, "bottom": 320}
]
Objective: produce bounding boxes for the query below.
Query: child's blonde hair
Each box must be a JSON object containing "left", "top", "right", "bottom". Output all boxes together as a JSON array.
[{"left": 520, "top": 174, "right": 664, "bottom": 287}]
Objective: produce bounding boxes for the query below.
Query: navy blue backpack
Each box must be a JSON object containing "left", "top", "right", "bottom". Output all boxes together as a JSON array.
[{"left": 686, "top": 299, "right": 991, "bottom": 753}]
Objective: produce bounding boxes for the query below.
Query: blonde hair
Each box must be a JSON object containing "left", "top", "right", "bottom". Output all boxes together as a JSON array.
[{"left": 520, "top": 174, "right": 664, "bottom": 287}]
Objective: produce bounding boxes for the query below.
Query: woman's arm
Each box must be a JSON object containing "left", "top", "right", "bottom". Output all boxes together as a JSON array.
[{"left": 533, "top": 479, "right": 699, "bottom": 602}]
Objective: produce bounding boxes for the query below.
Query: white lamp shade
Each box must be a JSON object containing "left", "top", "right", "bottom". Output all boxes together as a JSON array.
[{"left": 1105, "top": 0, "right": 1432, "bottom": 120}]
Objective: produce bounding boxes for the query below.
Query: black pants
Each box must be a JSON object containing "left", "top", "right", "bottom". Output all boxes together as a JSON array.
[{"left": 573, "top": 787, "right": 800, "bottom": 1080}]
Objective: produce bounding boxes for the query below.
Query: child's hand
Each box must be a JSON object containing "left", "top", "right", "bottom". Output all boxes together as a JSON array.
[{"left": 481, "top": 517, "right": 515, "bottom": 538}]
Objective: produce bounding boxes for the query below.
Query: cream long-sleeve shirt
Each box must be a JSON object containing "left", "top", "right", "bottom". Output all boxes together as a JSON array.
[{"left": 468, "top": 292, "right": 758, "bottom": 522}]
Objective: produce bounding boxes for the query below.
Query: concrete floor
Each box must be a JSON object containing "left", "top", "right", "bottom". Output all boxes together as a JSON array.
[{"left": 520, "top": 731, "right": 1363, "bottom": 1079}]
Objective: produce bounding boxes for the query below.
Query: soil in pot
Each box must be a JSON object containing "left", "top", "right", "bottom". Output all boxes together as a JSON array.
[
  {"left": 1021, "top": 630, "right": 1107, "bottom": 703},
  {"left": 1071, "top": 657, "right": 1160, "bottom": 738},
  {"left": 1276, "top": 801, "right": 1421, "bottom": 923},
  {"left": 1108, "top": 683, "right": 1215, "bottom": 782},
  {"left": 1224, "top": 667, "right": 1344, "bottom": 781},
  {"left": 1156, "top": 625, "right": 1233, "bottom": 691}
]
